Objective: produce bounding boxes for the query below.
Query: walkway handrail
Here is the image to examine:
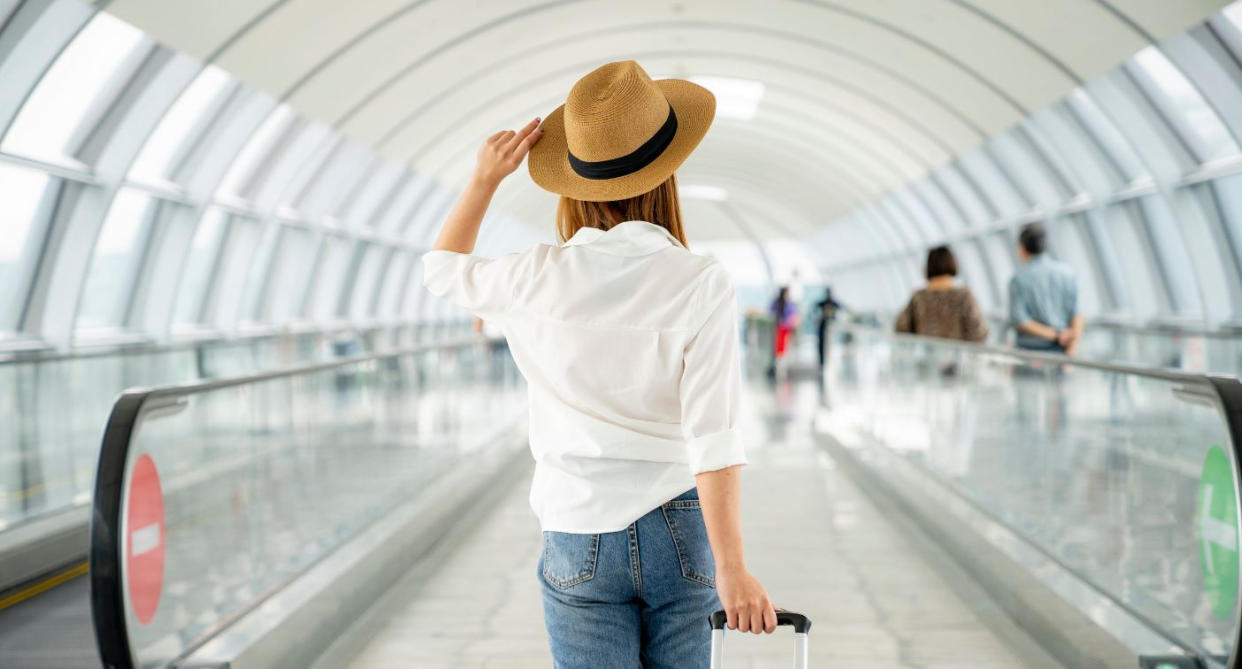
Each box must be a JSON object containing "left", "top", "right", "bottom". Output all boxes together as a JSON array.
[
  {"left": 89, "top": 335, "right": 501, "bottom": 669},
  {"left": 0, "top": 320, "right": 443, "bottom": 365},
  {"left": 834, "top": 321, "right": 1230, "bottom": 385},
  {"left": 828, "top": 323, "right": 1242, "bottom": 668}
]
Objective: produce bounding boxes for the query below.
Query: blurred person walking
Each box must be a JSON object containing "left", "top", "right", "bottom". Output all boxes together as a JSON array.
[
  {"left": 814, "top": 286, "right": 843, "bottom": 368},
  {"left": 895, "top": 245, "right": 988, "bottom": 343},
  {"left": 769, "top": 286, "right": 799, "bottom": 379},
  {"left": 1008, "top": 223, "right": 1082, "bottom": 355}
]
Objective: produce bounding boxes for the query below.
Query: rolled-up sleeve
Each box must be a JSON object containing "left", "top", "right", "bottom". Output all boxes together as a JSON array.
[
  {"left": 421, "top": 249, "right": 525, "bottom": 321},
  {"left": 680, "top": 267, "right": 747, "bottom": 475}
]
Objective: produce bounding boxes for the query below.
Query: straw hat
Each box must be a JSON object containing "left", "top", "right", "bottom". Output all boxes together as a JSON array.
[{"left": 528, "top": 60, "right": 716, "bottom": 202}]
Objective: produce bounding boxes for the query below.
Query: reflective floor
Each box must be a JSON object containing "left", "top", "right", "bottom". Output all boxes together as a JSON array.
[{"left": 336, "top": 371, "right": 1060, "bottom": 668}]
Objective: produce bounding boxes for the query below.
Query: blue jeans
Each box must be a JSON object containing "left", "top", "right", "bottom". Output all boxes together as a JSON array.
[{"left": 538, "top": 488, "right": 720, "bottom": 668}]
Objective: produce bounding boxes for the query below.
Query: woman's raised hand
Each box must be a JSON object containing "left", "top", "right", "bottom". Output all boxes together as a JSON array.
[{"left": 473, "top": 117, "right": 543, "bottom": 188}]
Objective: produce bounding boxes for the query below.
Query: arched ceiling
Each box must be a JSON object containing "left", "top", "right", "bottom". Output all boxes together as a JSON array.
[{"left": 100, "top": 0, "right": 1232, "bottom": 242}]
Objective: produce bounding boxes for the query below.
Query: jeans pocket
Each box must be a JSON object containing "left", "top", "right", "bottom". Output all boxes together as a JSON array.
[
  {"left": 541, "top": 531, "right": 600, "bottom": 589},
  {"left": 661, "top": 501, "right": 716, "bottom": 587}
]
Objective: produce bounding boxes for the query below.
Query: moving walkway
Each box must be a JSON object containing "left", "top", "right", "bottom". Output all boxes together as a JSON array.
[{"left": 1, "top": 324, "right": 1240, "bottom": 667}]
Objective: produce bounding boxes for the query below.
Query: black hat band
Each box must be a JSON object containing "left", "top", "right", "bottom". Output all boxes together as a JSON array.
[{"left": 567, "top": 106, "right": 678, "bottom": 180}]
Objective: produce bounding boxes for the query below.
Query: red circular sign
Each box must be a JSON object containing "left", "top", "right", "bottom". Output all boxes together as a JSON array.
[{"left": 126, "top": 454, "right": 165, "bottom": 625}]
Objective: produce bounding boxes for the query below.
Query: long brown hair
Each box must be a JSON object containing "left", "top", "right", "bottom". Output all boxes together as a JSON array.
[{"left": 556, "top": 173, "right": 688, "bottom": 248}]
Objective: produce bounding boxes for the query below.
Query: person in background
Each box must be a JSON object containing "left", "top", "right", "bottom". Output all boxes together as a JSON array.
[
  {"left": 770, "top": 286, "right": 798, "bottom": 378},
  {"left": 814, "top": 287, "right": 843, "bottom": 368},
  {"left": 895, "top": 245, "right": 988, "bottom": 343},
  {"left": 1008, "top": 223, "right": 1082, "bottom": 355}
]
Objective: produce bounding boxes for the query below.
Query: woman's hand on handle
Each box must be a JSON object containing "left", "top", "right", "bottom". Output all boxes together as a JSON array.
[
  {"left": 432, "top": 118, "right": 543, "bottom": 253},
  {"left": 716, "top": 565, "right": 778, "bottom": 634},
  {"left": 473, "top": 117, "right": 543, "bottom": 188},
  {"left": 695, "top": 464, "right": 777, "bottom": 634}
]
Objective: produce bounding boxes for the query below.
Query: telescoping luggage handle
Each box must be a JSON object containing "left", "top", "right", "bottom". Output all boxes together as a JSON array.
[{"left": 709, "top": 610, "right": 812, "bottom": 669}]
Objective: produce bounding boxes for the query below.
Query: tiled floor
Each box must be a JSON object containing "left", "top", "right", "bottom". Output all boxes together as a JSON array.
[{"left": 345, "top": 378, "right": 1058, "bottom": 668}]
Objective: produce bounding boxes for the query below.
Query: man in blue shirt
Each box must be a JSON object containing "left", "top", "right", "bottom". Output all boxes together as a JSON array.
[{"left": 1008, "top": 224, "right": 1083, "bottom": 355}]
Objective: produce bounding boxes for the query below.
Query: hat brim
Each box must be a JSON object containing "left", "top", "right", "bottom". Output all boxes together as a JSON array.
[{"left": 527, "top": 79, "right": 716, "bottom": 202}]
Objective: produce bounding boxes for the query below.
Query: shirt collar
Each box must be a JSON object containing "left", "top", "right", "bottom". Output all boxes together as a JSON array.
[{"left": 561, "top": 220, "right": 681, "bottom": 256}]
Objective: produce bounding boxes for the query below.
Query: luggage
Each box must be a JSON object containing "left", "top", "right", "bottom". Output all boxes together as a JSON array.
[{"left": 709, "top": 609, "right": 812, "bottom": 668}]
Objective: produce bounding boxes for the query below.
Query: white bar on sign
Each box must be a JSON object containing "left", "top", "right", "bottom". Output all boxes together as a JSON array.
[{"left": 131, "top": 522, "right": 161, "bottom": 556}]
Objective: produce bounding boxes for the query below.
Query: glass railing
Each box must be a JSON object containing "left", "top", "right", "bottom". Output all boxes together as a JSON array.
[
  {"left": 88, "top": 336, "right": 524, "bottom": 668},
  {"left": 1077, "top": 322, "right": 1242, "bottom": 375},
  {"left": 0, "top": 322, "right": 475, "bottom": 537},
  {"left": 980, "top": 314, "right": 1242, "bottom": 375},
  {"left": 821, "top": 325, "right": 1242, "bottom": 666}
]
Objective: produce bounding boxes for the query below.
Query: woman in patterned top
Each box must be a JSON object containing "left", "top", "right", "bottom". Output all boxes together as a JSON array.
[{"left": 895, "top": 246, "right": 989, "bottom": 343}]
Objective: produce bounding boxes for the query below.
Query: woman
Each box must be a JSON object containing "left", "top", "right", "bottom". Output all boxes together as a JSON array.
[
  {"left": 421, "top": 61, "right": 775, "bottom": 668},
  {"left": 895, "top": 245, "right": 989, "bottom": 342},
  {"left": 771, "top": 287, "right": 798, "bottom": 357}
]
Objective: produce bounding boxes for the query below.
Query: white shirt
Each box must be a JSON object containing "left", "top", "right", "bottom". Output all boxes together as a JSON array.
[{"left": 422, "top": 220, "right": 747, "bottom": 533}]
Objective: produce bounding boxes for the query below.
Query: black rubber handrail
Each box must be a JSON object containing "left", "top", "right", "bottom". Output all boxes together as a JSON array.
[
  {"left": 1210, "top": 377, "right": 1242, "bottom": 669},
  {"left": 88, "top": 336, "right": 494, "bottom": 668}
]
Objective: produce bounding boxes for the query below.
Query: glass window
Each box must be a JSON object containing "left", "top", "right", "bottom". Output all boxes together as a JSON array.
[
  {"left": 1174, "top": 186, "right": 1237, "bottom": 321},
  {"left": 1048, "top": 216, "right": 1102, "bottom": 317},
  {"left": 406, "top": 187, "right": 456, "bottom": 242},
  {"left": 377, "top": 178, "right": 426, "bottom": 234},
  {"left": 1102, "top": 204, "right": 1162, "bottom": 319},
  {"left": 1087, "top": 74, "right": 1190, "bottom": 181},
  {"left": 342, "top": 162, "right": 404, "bottom": 228},
  {"left": 0, "top": 164, "right": 50, "bottom": 331},
  {"left": 215, "top": 104, "right": 297, "bottom": 199},
  {"left": 954, "top": 241, "right": 996, "bottom": 313},
  {"left": 77, "top": 189, "right": 153, "bottom": 330},
  {"left": 210, "top": 217, "right": 260, "bottom": 327},
  {"left": 377, "top": 251, "right": 413, "bottom": 320},
  {"left": 3, "top": 13, "right": 146, "bottom": 160},
  {"left": 1026, "top": 106, "right": 1118, "bottom": 198},
  {"left": 129, "top": 66, "right": 232, "bottom": 183},
  {"left": 349, "top": 245, "right": 388, "bottom": 320},
  {"left": 269, "top": 228, "right": 317, "bottom": 323},
  {"left": 1079, "top": 209, "right": 1129, "bottom": 312},
  {"left": 1215, "top": 173, "right": 1242, "bottom": 298},
  {"left": 1226, "top": 2, "right": 1242, "bottom": 28},
  {"left": 911, "top": 178, "right": 967, "bottom": 234},
  {"left": 873, "top": 198, "right": 924, "bottom": 250},
  {"left": 310, "top": 237, "right": 354, "bottom": 322},
  {"left": 987, "top": 132, "right": 1066, "bottom": 208},
  {"left": 293, "top": 142, "right": 373, "bottom": 220},
  {"left": 934, "top": 166, "right": 993, "bottom": 228},
  {"left": 1135, "top": 196, "right": 1203, "bottom": 316},
  {"left": 856, "top": 206, "right": 903, "bottom": 257},
  {"left": 1128, "top": 46, "right": 1239, "bottom": 164},
  {"left": 890, "top": 185, "right": 943, "bottom": 239},
  {"left": 1064, "top": 88, "right": 1148, "bottom": 183},
  {"left": 237, "top": 225, "right": 281, "bottom": 324},
  {"left": 249, "top": 121, "right": 334, "bottom": 211},
  {"left": 172, "top": 208, "right": 228, "bottom": 325},
  {"left": 957, "top": 148, "right": 1028, "bottom": 218},
  {"left": 402, "top": 257, "right": 426, "bottom": 319},
  {"left": 980, "top": 233, "right": 1015, "bottom": 291}
]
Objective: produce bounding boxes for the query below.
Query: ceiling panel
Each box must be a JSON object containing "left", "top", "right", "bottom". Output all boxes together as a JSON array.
[{"left": 101, "top": 0, "right": 1234, "bottom": 247}]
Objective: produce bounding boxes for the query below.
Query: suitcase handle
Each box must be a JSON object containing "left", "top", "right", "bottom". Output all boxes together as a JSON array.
[{"left": 709, "top": 610, "right": 812, "bottom": 634}]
